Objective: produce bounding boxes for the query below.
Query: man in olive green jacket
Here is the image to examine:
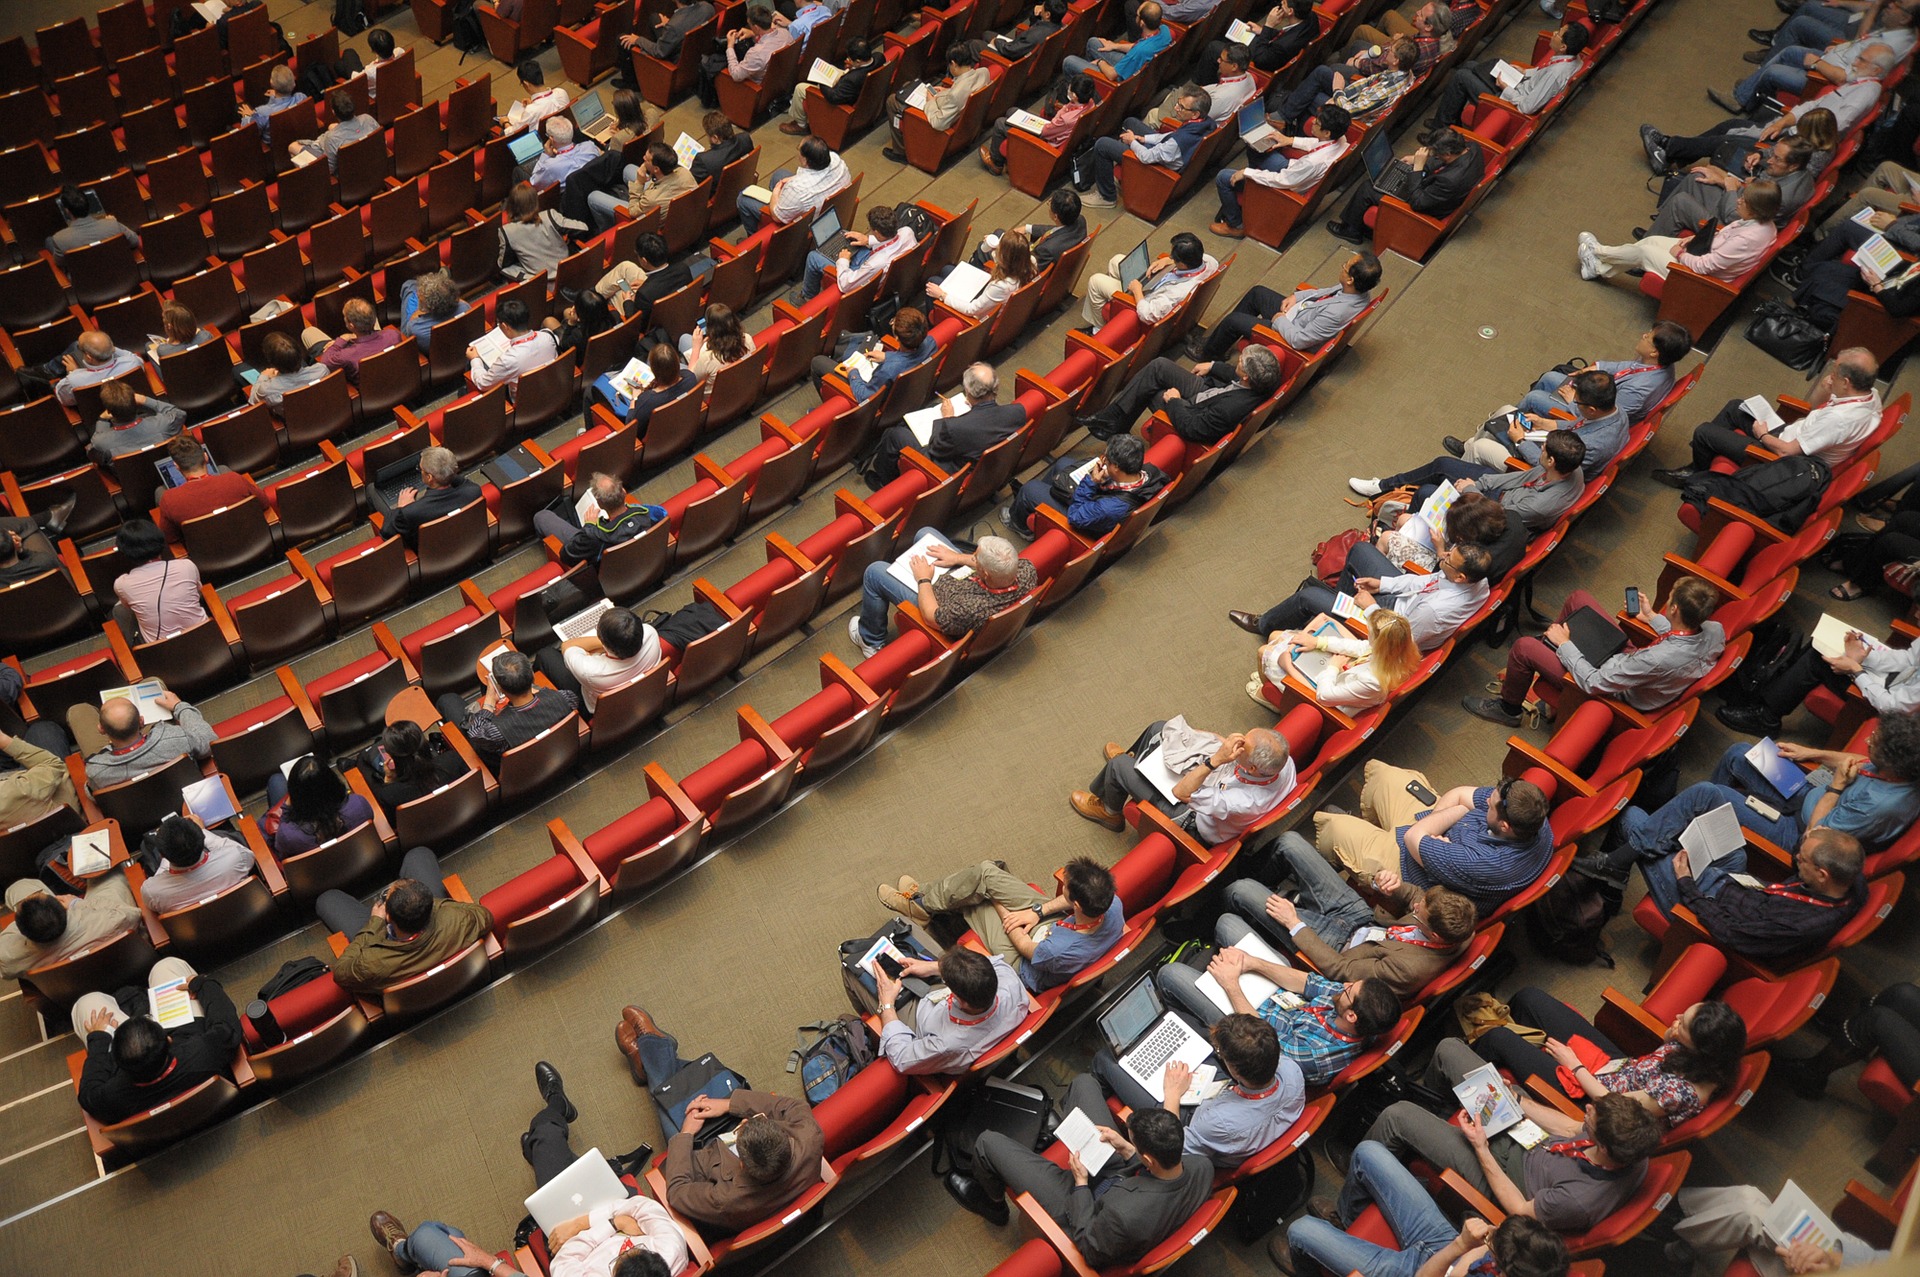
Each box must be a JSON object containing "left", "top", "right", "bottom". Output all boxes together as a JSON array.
[{"left": 318, "top": 848, "right": 492, "bottom": 993}]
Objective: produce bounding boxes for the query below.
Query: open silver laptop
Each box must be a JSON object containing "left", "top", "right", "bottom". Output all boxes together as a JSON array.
[
  {"left": 524, "top": 1148, "right": 629, "bottom": 1231},
  {"left": 553, "top": 598, "right": 616, "bottom": 643},
  {"left": 571, "top": 90, "right": 618, "bottom": 145},
  {"left": 1099, "top": 978, "right": 1211, "bottom": 1099}
]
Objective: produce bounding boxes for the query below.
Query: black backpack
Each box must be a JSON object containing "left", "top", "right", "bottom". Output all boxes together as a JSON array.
[
  {"left": 334, "top": 0, "right": 371, "bottom": 34},
  {"left": 894, "top": 201, "right": 939, "bottom": 245},
  {"left": 1680, "top": 454, "right": 1831, "bottom": 533},
  {"left": 451, "top": 0, "right": 488, "bottom": 53},
  {"left": 1525, "top": 870, "right": 1618, "bottom": 968},
  {"left": 786, "top": 1015, "right": 875, "bottom": 1104}
]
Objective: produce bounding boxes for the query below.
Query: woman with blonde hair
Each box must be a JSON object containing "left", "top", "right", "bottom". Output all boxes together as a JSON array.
[
  {"left": 926, "top": 229, "right": 1037, "bottom": 317},
  {"left": 1250, "top": 608, "right": 1419, "bottom": 711}
]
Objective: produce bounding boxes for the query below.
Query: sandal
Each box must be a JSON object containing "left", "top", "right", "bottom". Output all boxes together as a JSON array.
[
  {"left": 1855, "top": 513, "right": 1889, "bottom": 534},
  {"left": 1829, "top": 582, "right": 1868, "bottom": 601}
]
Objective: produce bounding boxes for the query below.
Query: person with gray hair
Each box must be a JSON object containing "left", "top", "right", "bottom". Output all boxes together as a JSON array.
[
  {"left": 1003, "top": 432, "right": 1170, "bottom": 539},
  {"left": 243, "top": 63, "right": 308, "bottom": 146},
  {"left": 399, "top": 269, "right": 470, "bottom": 346},
  {"left": 31, "top": 329, "right": 145, "bottom": 408},
  {"left": 1653, "top": 348, "right": 1882, "bottom": 488},
  {"left": 530, "top": 113, "right": 602, "bottom": 192},
  {"left": 435, "top": 648, "right": 579, "bottom": 771},
  {"left": 851, "top": 528, "right": 1039, "bottom": 657},
  {"left": 1076, "top": 345, "right": 1283, "bottom": 445},
  {"left": 380, "top": 445, "right": 484, "bottom": 550},
  {"left": 1083, "top": 84, "right": 1214, "bottom": 208},
  {"left": 866, "top": 363, "right": 1030, "bottom": 487},
  {"left": 1073, "top": 720, "right": 1296, "bottom": 844},
  {"left": 535, "top": 471, "right": 668, "bottom": 567}
]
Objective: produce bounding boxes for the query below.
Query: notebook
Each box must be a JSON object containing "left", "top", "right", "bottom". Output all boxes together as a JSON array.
[
  {"left": 100, "top": 679, "right": 170, "bottom": 724},
  {"left": 807, "top": 58, "right": 844, "bottom": 87},
  {"left": 1132, "top": 745, "right": 1186, "bottom": 805},
  {"left": 1192, "top": 931, "right": 1303, "bottom": 1017},
  {"left": 1564, "top": 606, "right": 1629, "bottom": 665},
  {"left": 900, "top": 392, "right": 971, "bottom": 447},
  {"left": 1746, "top": 738, "right": 1810, "bottom": 800},
  {"left": 1287, "top": 619, "right": 1348, "bottom": 689},
  {"left": 182, "top": 777, "right": 239, "bottom": 826},
  {"left": 936, "top": 261, "right": 993, "bottom": 309},
  {"left": 524, "top": 1150, "right": 629, "bottom": 1232},
  {"left": 1811, "top": 612, "right": 1886, "bottom": 662},
  {"left": 1008, "top": 108, "right": 1050, "bottom": 134},
  {"left": 553, "top": 598, "right": 616, "bottom": 642}
]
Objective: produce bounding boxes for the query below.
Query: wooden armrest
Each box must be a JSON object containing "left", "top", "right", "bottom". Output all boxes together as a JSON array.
[
  {"left": 369, "top": 621, "right": 421, "bottom": 682},
  {"left": 55, "top": 536, "right": 89, "bottom": 597},
  {"left": 284, "top": 549, "right": 333, "bottom": 607},
  {"left": 1033, "top": 503, "right": 1074, "bottom": 538},
  {"left": 819, "top": 371, "right": 857, "bottom": 402},
  {"left": 735, "top": 705, "right": 794, "bottom": 760},
  {"left": 832, "top": 489, "right": 891, "bottom": 527},
  {"left": 546, "top": 818, "right": 601, "bottom": 887},
  {"left": 1500, "top": 734, "right": 1597, "bottom": 798},
  {"left": 104, "top": 618, "right": 139, "bottom": 674},
  {"left": 1741, "top": 827, "right": 1796, "bottom": 870},
  {"left": 439, "top": 720, "right": 497, "bottom": 792},
  {"left": 897, "top": 447, "right": 951, "bottom": 485},
  {"left": 200, "top": 584, "right": 242, "bottom": 647},
  {"left": 691, "top": 578, "right": 745, "bottom": 621},
  {"left": 764, "top": 533, "right": 814, "bottom": 573},
  {"left": 642, "top": 761, "right": 703, "bottom": 824},
  {"left": 1775, "top": 395, "right": 1812, "bottom": 422},
  {"left": 524, "top": 440, "right": 558, "bottom": 470},
  {"left": 1593, "top": 985, "right": 1669, "bottom": 1054},
  {"left": 1523, "top": 1072, "right": 1585, "bottom": 1118},
  {"left": 1064, "top": 330, "right": 1122, "bottom": 363},
  {"left": 760, "top": 414, "right": 804, "bottom": 446},
  {"left": 819, "top": 652, "right": 878, "bottom": 703},
  {"left": 341, "top": 767, "right": 400, "bottom": 847},
  {"left": 1014, "top": 1192, "right": 1099, "bottom": 1277},
  {"left": 1134, "top": 802, "right": 1211, "bottom": 864},
  {"left": 274, "top": 665, "right": 323, "bottom": 732},
  {"left": 587, "top": 401, "right": 627, "bottom": 435},
  {"left": 456, "top": 578, "right": 497, "bottom": 620},
  {"left": 691, "top": 453, "right": 735, "bottom": 489},
  {"left": 1436, "top": 1168, "right": 1507, "bottom": 1224},
  {"left": 234, "top": 814, "right": 290, "bottom": 896}
]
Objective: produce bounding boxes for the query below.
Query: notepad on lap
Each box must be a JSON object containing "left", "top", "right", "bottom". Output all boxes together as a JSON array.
[
  {"left": 1053, "top": 1108, "right": 1117, "bottom": 1176},
  {"left": 740, "top": 183, "right": 774, "bottom": 204},
  {"left": 1008, "top": 108, "right": 1050, "bottom": 133},
  {"left": 1855, "top": 233, "right": 1906, "bottom": 285},
  {"left": 182, "top": 776, "right": 238, "bottom": 826},
  {"left": 905, "top": 83, "right": 931, "bottom": 111},
  {"left": 1331, "top": 591, "right": 1365, "bottom": 621},
  {"left": 1132, "top": 745, "right": 1186, "bottom": 805},
  {"left": 900, "top": 393, "right": 971, "bottom": 447},
  {"left": 1192, "top": 931, "right": 1298, "bottom": 1017},
  {"left": 1738, "top": 394, "right": 1786, "bottom": 432},
  {"left": 937, "top": 262, "right": 993, "bottom": 309},
  {"left": 885, "top": 530, "right": 974, "bottom": 591},
  {"left": 1490, "top": 59, "right": 1525, "bottom": 88},
  {"left": 69, "top": 829, "right": 112, "bottom": 877},
  {"left": 1811, "top": 612, "right": 1886, "bottom": 661}
]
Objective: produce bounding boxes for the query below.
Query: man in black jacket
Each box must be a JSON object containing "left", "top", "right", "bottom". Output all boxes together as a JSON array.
[
  {"left": 782, "top": 37, "right": 884, "bottom": 137},
  {"left": 600, "top": 232, "right": 693, "bottom": 331},
  {"left": 1326, "top": 130, "right": 1483, "bottom": 242},
  {"left": 1200, "top": 0, "right": 1318, "bottom": 78},
  {"left": 970, "top": 188, "right": 1087, "bottom": 271},
  {"left": 689, "top": 112, "right": 755, "bottom": 184},
  {"left": 74, "top": 959, "right": 242, "bottom": 1124},
  {"left": 379, "top": 445, "right": 484, "bottom": 549},
  {"left": 867, "top": 363, "right": 1029, "bottom": 487},
  {"left": 536, "top": 473, "right": 668, "bottom": 566},
  {"left": 1076, "top": 345, "right": 1284, "bottom": 445},
  {"left": 623, "top": 0, "right": 715, "bottom": 60},
  {"left": 989, "top": 0, "right": 1069, "bottom": 61}
]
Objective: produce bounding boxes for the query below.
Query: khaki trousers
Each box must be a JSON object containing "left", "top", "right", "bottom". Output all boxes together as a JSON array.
[{"left": 1313, "top": 760, "right": 1437, "bottom": 878}]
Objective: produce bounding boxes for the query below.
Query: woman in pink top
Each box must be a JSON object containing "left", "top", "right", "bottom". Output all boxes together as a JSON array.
[{"left": 1578, "top": 180, "right": 1780, "bottom": 283}]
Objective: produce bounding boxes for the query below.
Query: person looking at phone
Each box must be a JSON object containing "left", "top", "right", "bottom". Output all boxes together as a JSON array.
[
  {"left": 872, "top": 944, "right": 1028, "bottom": 1074},
  {"left": 878, "top": 857, "right": 1121, "bottom": 993},
  {"left": 1314, "top": 762, "right": 1553, "bottom": 913},
  {"left": 316, "top": 848, "right": 492, "bottom": 995}
]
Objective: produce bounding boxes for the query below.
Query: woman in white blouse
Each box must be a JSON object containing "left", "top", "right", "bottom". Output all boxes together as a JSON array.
[
  {"left": 1250, "top": 609, "right": 1419, "bottom": 711},
  {"left": 926, "top": 229, "right": 1037, "bottom": 317},
  {"left": 679, "top": 303, "right": 757, "bottom": 384}
]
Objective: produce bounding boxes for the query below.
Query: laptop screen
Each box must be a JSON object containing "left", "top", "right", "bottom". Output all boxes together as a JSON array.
[
  {"left": 1098, "top": 979, "right": 1161, "bottom": 1051},
  {"left": 508, "top": 130, "right": 545, "bottom": 164},
  {"left": 1362, "top": 129, "right": 1395, "bottom": 182},
  {"left": 571, "top": 90, "right": 605, "bottom": 129},
  {"left": 1237, "top": 100, "right": 1267, "bottom": 137},
  {"left": 1119, "top": 242, "right": 1152, "bottom": 289},
  {"left": 811, "top": 206, "right": 842, "bottom": 249}
]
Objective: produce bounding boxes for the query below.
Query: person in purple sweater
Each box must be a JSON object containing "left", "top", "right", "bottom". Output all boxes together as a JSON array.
[{"left": 269, "top": 757, "right": 376, "bottom": 857}]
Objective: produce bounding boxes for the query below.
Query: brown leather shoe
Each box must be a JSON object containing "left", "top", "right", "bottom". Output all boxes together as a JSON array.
[
  {"left": 1228, "top": 609, "right": 1267, "bottom": 635},
  {"left": 616, "top": 1007, "right": 652, "bottom": 1086},
  {"left": 1103, "top": 741, "right": 1127, "bottom": 761},
  {"left": 979, "top": 145, "right": 1005, "bottom": 174},
  {"left": 369, "top": 1211, "right": 410, "bottom": 1260},
  {"left": 1070, "top": 790, "right": 1125, "bottom": 830},
  {"left": 1208, "top": 220, "right": 1247, "bottom": 238},
  {"left": 779, "top": 120, "right": 809, "bottom": 135}
]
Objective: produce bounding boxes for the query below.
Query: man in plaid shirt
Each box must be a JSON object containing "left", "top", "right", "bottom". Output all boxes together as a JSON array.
[{"left": 1159, "top": 945, "right": 1401, "bottom": 1086}]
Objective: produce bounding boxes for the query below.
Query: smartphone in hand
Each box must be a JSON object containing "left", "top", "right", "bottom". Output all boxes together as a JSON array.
[
  {"left": 1624, "top": 585, "right": 1641, "bottom": 615},
  {"left": 875, "top": 952, "right": 904, "bottom": 979}
]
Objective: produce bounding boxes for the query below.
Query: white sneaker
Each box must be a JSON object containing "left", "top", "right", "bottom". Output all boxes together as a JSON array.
[
  {"left": 847, "top": 613, "right": 881, "bottom": 659},
  {"left": 1348, "top": 477, "right": 1383, "bottom": 497},
  {"left": 1081, "top": 190, "right": 1116, "bottom": 208},
  {"left": 1576, "top": 233, "right": 1602, "bottom": 281}
]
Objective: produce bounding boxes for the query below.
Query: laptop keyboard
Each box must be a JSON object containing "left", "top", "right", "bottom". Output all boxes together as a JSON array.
[{"left": 1124, "top": 1019, "right": 1189, "bottom": 1077}]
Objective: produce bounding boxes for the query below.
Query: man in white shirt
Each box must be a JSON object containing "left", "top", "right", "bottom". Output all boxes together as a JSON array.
[
  {"left": 797, "top": 205, "right": 916, "bottom": 301},
  {"left": 740, "top": 136, "right": 850, "bottom": 234},
  {"left": 1082, "top": 232, "right": 1218, "bottom": 326},
  {"left": 1147, "top": 44, "right": 1257, "bottom": 125},
  {"left": 1722, "top": 5, "right": 1915, "bottom": 113},
  {"left": 1424, "top": 21, "right": 1587, "bottom": 132},
  {"left": 138, "top": 815, "right": 257, "bottom": 916},
  {"left": 1211, "top": 102, "right": 1353, "bottom": 236},
  {"left": 534, "top": 606, "right": 661, "bottom": 714},
  {"left": 1239, "top": 543, "right": 1494, "bottom": 652},
  {"left": 468, "top": 299, "right": 563, "bottom": 391},
  {"left": 1654, "top": 347, "right": 1881, "bottom": 486},
  {"left": 1072, "top": 720, "right": 1296, "bottom": 843},
  {"left": 872, "top": 946, "right": 1028, "bottom": 1074},
  {"left": 504, "top": 59, "right": 571, "bottom": 134}
]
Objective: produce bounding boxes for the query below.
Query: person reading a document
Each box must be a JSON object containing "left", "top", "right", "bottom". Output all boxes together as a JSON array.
[
  {"left": 1070, "top": 719, "right": 1295, "bottom": 843},
  {"left": 864, "top": 363, "right": 1028, "bottom": 488},
  {"left": 1249, "top": 608, "right": 1419, "bottom": 712},
  {"left": 850, "top": 530, "right": 1037, "bottom": 657}
]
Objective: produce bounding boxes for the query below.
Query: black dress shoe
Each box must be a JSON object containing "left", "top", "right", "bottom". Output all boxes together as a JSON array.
[
  {"left": 1325, "top": 218, "right": 1367, "bottom": 244},
  {"left": 882, "top": 145, "right": 907, "bottom": 162},
  {"left": 943, "top": 1172, "right": 1011, "bottom": 1224},
  {"left": 1651, "top": 467, "right": 1694, "bottom": 488},
  {"left": 1631, "top": 226, "right": 1648, "bottom": 240},
  {"left": 1228, "top": 609, "right": 1266, "bottom": 635},
  {"left": 534, "top": 1060, "right": 577, "bottom": 1122},
  {"left": 1442, "top": 434, "right": 1466, "bottom": 457},
  {"left": 1716, "top": 702, "right": 1783, "bottom": 736},
  {"left": 1749, "top": 24, "right": 1778, "bottom": 42}
]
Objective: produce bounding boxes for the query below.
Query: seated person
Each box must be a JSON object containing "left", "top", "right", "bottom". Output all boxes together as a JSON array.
[
  {"left": 154, "top": 300, "right": 212, "bottom": 364},
  {"left": 1280, "top": 1175, "right": 1569, "bottom": 1277},
  {"left": 247, "top": 331, "right": 331, "bottom": 410},
  {"left": 1144, "top": 46, "right": 1256, "bottom": 127},
  {"left": 1314, "top": 763, "right": 1554, "bottom": 912},
  {"left": 691, "top": 112, "right": 755, "bottom": 186},
  {"left": 45, "top": 183, "right": 141, "bottom": 260},
  {"left": 1362, "top": 1082, "right": 1662, "bottom": 1238},
  {"left": 1063, "top": 1, "right": 1172, "bottom": 80},
  {"left": 949, "top": 1078, "right": 1212, "bottom": 1266},
  {"left": 112, "top": 518, "right": 207, "bottom": 644},
  {"left": 1075, "top": 345, "right": 1283, "bottom": 445},
  {"left": 1779, "top": 979, "right": 1920, "bottom": 1099},
  {"left": 867, "top": 362, "right": 1028, "bottom": 488},
  {"left": 783, "top": 37, "right": 886, "bottom": 138},
  {"left": 82, "top": 691, "right": 215, "bottom": 790},
  {"left": 872, "top": 945, "right": 1028, "bottom": 1074},
  {"left": 969, "top": 188, "right": 1087, "bottom": 270},
  {"left": 502, "top": 58, "right": 571, "bottom": 134},
  {"left": 156, "top": 435, "right": 267, "bottom": 543},
  {"left": 0, "top": 873, "right": 142, "bottom": 979},
  {"left": 1217, "top": 0, "right": 1321, "bottom": 77},
  {"left": 980, "top": 73, "right": 1098, "bottom": 175},
  {"left": 299, "top": 298, "right": 403, "bottom": 384},
  {"left": 17, "top": 329, "right": 143, "bottom": 408},
  {"left": 851, "top": 529, "right": 1037, "bottom": 657},
  {"left": 625, "top": 0, "right": 716, "bottom": 61},
  {"left": 137, "top": 813, "right": 256, "bottom": 915},
  {"left": 591, "top": 235, "right": 698, "bottom": 330},
  {"left": 1196, "top": 251, "right": 1379, "bottom": 362},
  {"left": 536, "top": 473, "right": 668, "bottom": 567},
  {"left": 1160, "top": 943, "right": 1401, "bottom": 1087},
  {"left": 811, "top": 308, "right": 935, "bottom": 406},
  {"left": 436, "top": 650, "right": 581, "bottom": 772},
  {"left": 358, "top": 720, "right": 467, "bottom": 819},
  {"left": 1224, "top": 830, "right": 1477, "bottom": 999},
  {"left": 469, "top": 296, "right": 564, "bottom": 387},
  {"left": 921, "top": 230, "right": 1035, "bottom": 319},
  {"left": 1071, "top": 721, "right": 1295, "bottom": 842},
  {"left": 1424, "top": 22, "right": 1588, "bottom": 131},
  {"left": 883, "top": 42, "right": 992, "bottom": 163},
  {"left": 878, "top": 857, "right": 1122, "bottom": 994},
  {"left": 268, "top": 757, "right": 376, "bottom": 858},
  {"left": 681, "top": 303, "right": 757, "bottom": 385},
  {"left": 1464, "top": 577, "right": 1724, "bottom": 729},
  {"left": 1081, "top": 85, "right": 1213, "bottom": 209},
  {"left": 1473, "top": 986, "right": 1748, "bottom": 1130},
  {"left": 1726, "top": 2, "right": 1916, "bottom": 108},
  {"left": 0, "top": 724, "right": 79, "bottom": 833},
  {"left": 696, "top": 6, "right": 796, "bottom": 108},
  {"left": 1401, "top": 430, "right": 1589, "bottom": 543},
  {"left": 534, "top": 605, "right": 662, "bottom": 715},
  {"left": 1092, "top": 1013, "right": 1305, "bottom": 1170},
  {"left": 317, "top": 848, "right": 493, "bottom": 994},
  {"left": 1651, "top": 349, "right": 1882, "bottom": 488},
  {"left": 399, "top": 269, "right": 469, "bottom": 346},
  {"left": 1082, "top": 231, "right": 1218, "bottom": 328},
  {"left": 1648, "top": 139, "right": 1815, "bottom": 241},
  {"left": 1579, "top": 181, "right": 1779, "bottom": 286},
  {"left": 290, "top": 90, "right": 381, "bottom": 172},
  {"left": 1251, "top": 608, "right": 1421, "bottom": 712},
  {"left": 72, "top": 957, "right": 241, "bottom": 1123},
  {"left": 799, "top": 205, "right": 918, "bottom": 303},
  {"left": 87, "top": 382, "right": 183, "bottom": 465},
  {"left": 596, "top": 342, "right": 701, "bottom": 433},
  {"left": 1792, "top": 201, "right": 1920, "bottom": 331},
  {"left": 1469, "top": 323, "right": 1687, "bottom": 441},
  {"left": 1004, "top": 433, "right": 1170, "bottom": 540},
  {"left": 1719, "top": 620, "right": 1920, "bottom": 736},
  {"left": 528, "top": 117, "right": 602, "bottom": 194},
  {"left": 738, "top": 135, "right": 849, "bottom": 234},
  {"left": 1239, "top": 541, "right": 1494, "bottom": 652},
  {"left": 1395, "top": 368, "right": 1625, "bottom": 479},
  {"left": 1337, "top": 0, "right": 1454, "bottom": 73},
  {"left": 986, "top": 0, "right": 1069, "bottom": 64},
  {"left": 615, "top": 1005, "right": 826, "bottom": 1233},
  {"left": 1209, "top": 104, "right": 1353, "bottom": 238},
  {"left": 1267, "top": 38, "right": 1417, "bottom": 127},
  {"left": 377, "top": 445, "right": 485, "bottom": 550},
  {"left": 1669, "top": 1180, "right": 1889, "bottom": 1274}
]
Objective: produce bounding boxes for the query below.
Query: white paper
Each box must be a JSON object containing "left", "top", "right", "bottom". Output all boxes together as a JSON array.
[
  {"left": 610, "top": 356, "right": 655, "bottom": 401},
  {"left": 1343, "top": 924, "right": 1388, "bottom": 949},
  {"left": 192, "top": 0, "right": 228, "bottom": 21},
  {"left": 100, "top": 679, "right": 170, "bottom": 725},
  {"left": 1853, "top": 205, "right": 1884, "bottom": 227},
  {"left": 1506, "top": 1118, "right": 1548, "bottom": 1148},
  {"left": 905, "top": 83, "right": 931, "bottom": 112},
  {"left": 1491, "top": 59, "right": 1525, "bottom": 88},
  {"left": 1226, "top": 18, "right": 1259, "bottom": 43},
  {"left": 290, "top": 147, "right": 320, "bottom": 168},
  {"left": 1133, "top": 745, "right": 1186, "bottom": 805},
  {"left": 1192, "top": 931, "right": 1298, "bottom": 1017},
  {"left": 575, "top": 489, "right": 601, "bottom": 524},
  {"left": 936, "top": 261, "right": 992, "bottom": 310},
  {"left": 855, "top": 932, "right": 912, "bottom": 979},
  {"left": 1069, "top": 457, "right": 1099, "bottom": 485},
  {"left": 1855, "top": 232, "right": 1906, "bottom": 285},
  {"left": 672, "top": 132, "right": 705, "bottom": 168},
  {"left": 182, "top": 777, "right": 238, "bottom": 826},
  {"left": 899, "top": 393, "right": 970, "bottom": 447},
  {"left": 470, "top": 327, "right": 511, "bottom": 365},
  {"left": 1811, "top": 612, "right": 1886, "bottom": 661},
  {"left": 69, "top": 829, "right": 111, "bottom": 876},
  {"left": 1679, "top": 802, "right": 1745, "bottom": 868},
  {"left": 807, "top": 58, "right": 843, "bottom": 86},
  {"left": 1008, "top": 108, "right": 1050, "bottom": 134},
  {"left": 1739, "top": 394, "right": 1786, "bottom": 432},
  {"left": 1765, "top": 1181, "right": 1844, "bottom": 1255},
  {"left": 280, "top": 753, "right": 314, "bottom": 780},
  {"left": 885, "top": 530, "right": 973, "bottom": 592},
  {"left": 841, "top": 349, "right": 878, "bottom": 381},
  {"left": 1053, "top": 1108, "right": 1117, "bottom": 1175},
  {"left": 1417, "top": 479, "right": 1459, "bottom": 539},
  {"left": 149, "top": 976, "right": 196, "bottom": 1028}
]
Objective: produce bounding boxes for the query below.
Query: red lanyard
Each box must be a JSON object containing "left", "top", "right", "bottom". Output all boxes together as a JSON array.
[
  {"left": 1611, "top": 364, "right": 1656, "bottom": 379},
  {"left": 134, "top": 1057, "right": 179, "bottom": 1087},
  {"left": 948, "top": 996, "right": 997, "bottom": 1026},
  {"left": 1306, "top": 1004, "right": 1358, "bottom": 1042},
  {"left": 1766, "top": 881, "right": 1846, "bottom": 908},
  {"left": 1233, "top": 765, "right": 1282, "bottom": 785},
  {"left": 1232, "top": 1078, "right": 1281, "bottom": 1100},
  {"left": 1385, "top": 924, "right": 1450, "bottom": 949},
  {"left": 1547, "top": 1137, "right": 1594, "bottom": 1162}
]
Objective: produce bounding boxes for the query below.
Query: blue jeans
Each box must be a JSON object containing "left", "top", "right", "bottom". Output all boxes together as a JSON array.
[
  {"left": 1518, "top": 369, "right": 1575, "bottom": 419},
  {"left": 1295, "top": 1140, "right": 1459, "bottom": 1277},
  {"left": 1641, "top": 846, "right": 1748, "bottom": 915},
  {"left": 858, "top": 526, "right": 955, "bottom": 647},
  {"left": 1226, "top": 831, "right": 1379, "bottom": 949},
  {"left": 632, "top": 1022, "right": 696, "bottom": 1135},
  {"left": 801, "top": 245, "right": 871, "bottom": 299},
  {"left": 587, "top": 163, "right": 642, "bottom": 231},
  {"left": 1735, "top": 50, "right": 1815, "bottom": 109},
  {"left": 1062, "top": 43, "right": 1124, "bottom": 75},
  {"left": 266, "top": 772, "right": 288, "bottom": 807},
  {"left": 1214, "top": 152, "right": 1290, "bottom": 227},
  {"left": 1773, "top": 3, "right": 1854, "bottom": 51},
  {"left": 395, "top": 1222, "right": 482, "bottom": 1277},
  {"left": 1092, "top": 135, "right": 1128, "bottom": 197},
  {"left": 738, "top": 166, "right": 793, "bottom": 234}
]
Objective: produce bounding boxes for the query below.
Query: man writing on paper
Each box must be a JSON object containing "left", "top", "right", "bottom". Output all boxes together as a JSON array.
[
  {"left": 850, "top": 530, "right": 1038, "bottom": 658},
  {"left": 1720, "top": 620, "right": 1920, "bottom": 736},
  {"left": 1090, "top": 1013, "right": 1304, "bottom": 1170},
  {"left": 783, "top": 37, "right": 885, "bottom": 137},
  {"left": 865, "top": 363, "right": 1027, "bottom": 487},
  {"left": 1070, "top": 720, "right": 1295, "bottom": 842},
  {"left": 1654, "top": 349, "right": 1882, "bottom": 488},
  {"left": 878, "top": 857, "right": 1123, "bottom": 994},
  {"left": 872, "top": 945, "right": 1028, "bottom": 1074}
]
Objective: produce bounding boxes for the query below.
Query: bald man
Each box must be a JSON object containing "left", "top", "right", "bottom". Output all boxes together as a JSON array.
[
  {"left": 39, "top": 331, "right": 146, "bottom": 408},
  {"left": 77, "top": 692, "right": 215, "bottom": 790},
  {"left": 1073, "top": 720, "right": 1296, "bottom": 844}
]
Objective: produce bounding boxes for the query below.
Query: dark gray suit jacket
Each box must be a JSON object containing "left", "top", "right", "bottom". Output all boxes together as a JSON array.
[
  {"left": 926, "top": 401, "right": 1027, "bottom": 467},
  {"left": 1065, "top": 1156, "right": 1214, "bottom": 1268}
]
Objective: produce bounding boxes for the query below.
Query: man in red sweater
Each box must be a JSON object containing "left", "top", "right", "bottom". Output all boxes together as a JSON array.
[{"left": 155, "top": 436, "right": 264, "bottom": 544}]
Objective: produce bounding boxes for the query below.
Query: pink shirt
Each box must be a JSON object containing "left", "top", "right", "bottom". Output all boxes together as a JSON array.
[
  {"left": 319, "top": 328, "right": 404, "bottom": 382},
  {"left": 1675, "top": 218, "right": 1774, "bottom": 280}
]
